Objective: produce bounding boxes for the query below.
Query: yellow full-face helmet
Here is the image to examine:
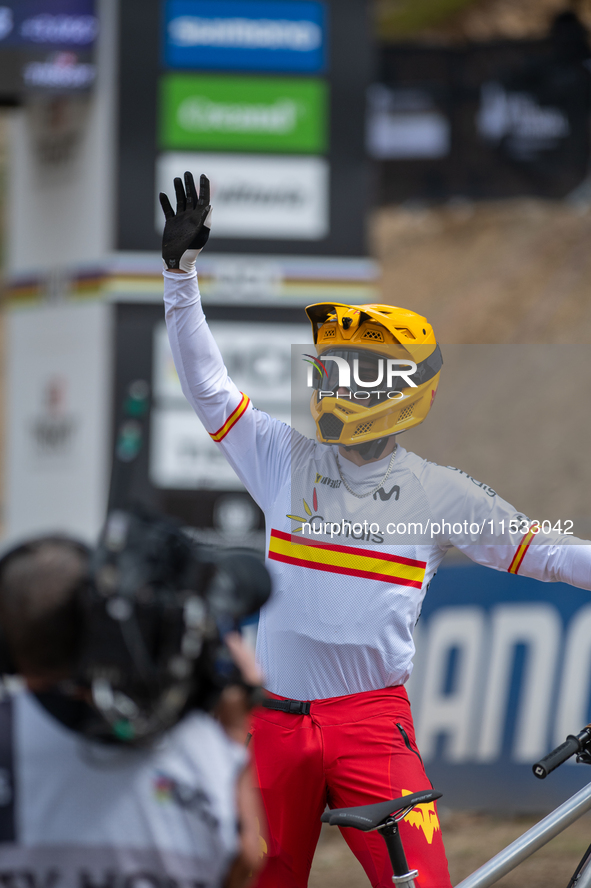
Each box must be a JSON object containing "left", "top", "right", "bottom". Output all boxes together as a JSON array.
[{"left": 305, "top": 302, "right": 442, "bottom": 457}]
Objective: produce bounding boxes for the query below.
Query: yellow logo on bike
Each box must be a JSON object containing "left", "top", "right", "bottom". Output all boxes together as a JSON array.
[{"left": 401, "top": 789, "right": 441, "bottom": 844}]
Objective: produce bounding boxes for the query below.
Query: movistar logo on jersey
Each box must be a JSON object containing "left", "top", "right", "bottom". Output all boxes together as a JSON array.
[{"left": 373, "top": 484, "right": 400, "bottom": 502}]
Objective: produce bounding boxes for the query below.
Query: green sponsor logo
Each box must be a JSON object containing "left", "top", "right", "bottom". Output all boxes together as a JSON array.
[{"left": 160, "top": 74, "right": 328, "bottom": 153}]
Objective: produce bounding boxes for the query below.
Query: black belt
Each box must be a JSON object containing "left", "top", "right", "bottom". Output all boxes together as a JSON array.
[{"left": 262, "top": 698, "right": 311, "bottom": 715}]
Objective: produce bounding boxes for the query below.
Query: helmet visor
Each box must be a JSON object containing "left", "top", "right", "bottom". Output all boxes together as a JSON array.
[{"left": 308, "top": 345, "right": 442, "bottom": 397}]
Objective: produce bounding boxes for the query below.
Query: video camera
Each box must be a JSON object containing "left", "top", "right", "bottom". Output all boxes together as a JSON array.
[{"left": 77, "top": 508, "right": 271, "bottom": 745}]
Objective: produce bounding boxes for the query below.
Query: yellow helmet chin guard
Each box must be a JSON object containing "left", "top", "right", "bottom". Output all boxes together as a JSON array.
[{"left": 305, "top": 302, "right": 442, "bottom": 448}]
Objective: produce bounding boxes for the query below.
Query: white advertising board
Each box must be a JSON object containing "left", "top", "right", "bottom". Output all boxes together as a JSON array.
[
  {"left": 150, "top": 320, "right": 310, "bottom": 490},
  {"left": 156, "top": 152, "right": 329, "bottom": 240}
]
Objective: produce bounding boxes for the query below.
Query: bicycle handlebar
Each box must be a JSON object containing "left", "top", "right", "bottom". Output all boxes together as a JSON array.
[{"left": 532, "top": 727, "right": 591, "bottom": 779}]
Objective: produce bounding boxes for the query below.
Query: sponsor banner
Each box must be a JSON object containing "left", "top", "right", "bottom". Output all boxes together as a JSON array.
[
  {"left": 366, "top": 84, "right": 451, "bottom": 160},
  {"left": 119, "top": 0, "right": 369, "bottom": 256},
  {"left": 0, "top": 1, "right": 97, "bottom": 48},
  {"left": 409, "top": 563, "right": 591, "bottom": 810},
  {"left": 376, "top": 37, "right": 591, "bottom": 201},
  {"left": 150, "top": 320, "right": 310, "bottom": 490},
  {"left": 160, "top": 73, "right": 328, "bottom": 154},
  {"left": 151, "top": 408, "right": 247, "bottom": 490},
  {"left": 23, "top": 52, "right": 95, "bottom": 88},
  {"left": 0, "top": 1, "right": 97, "bottom": 96},
  {"left": 163, "top": 0, "right": 326, "bottom": 73},
  {"left": 477, "top": 81, "right": 570, "bottom": 158},
  {"left": 156, "top": 152, "right": 330, "bottom": 240}
]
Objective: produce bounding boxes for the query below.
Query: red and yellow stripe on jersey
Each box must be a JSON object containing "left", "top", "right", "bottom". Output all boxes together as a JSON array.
[
  {"left": 508, "top": 528, "right": 537, "bottom": 575},
  {"left": 268, "top": 529, "right": 426, "bottom": 588},
  {"left": 209, "top": 393, "right": 250, "bottom": 443}
]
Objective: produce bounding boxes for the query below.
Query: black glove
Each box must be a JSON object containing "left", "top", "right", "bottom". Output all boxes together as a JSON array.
[{"left": 159, "top": 171, "right": 212, "bottom": 272}]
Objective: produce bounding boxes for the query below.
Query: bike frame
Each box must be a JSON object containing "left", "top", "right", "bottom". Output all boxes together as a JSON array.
[{"left": 455, "top": 780, "right": 591, "bottom": 888}]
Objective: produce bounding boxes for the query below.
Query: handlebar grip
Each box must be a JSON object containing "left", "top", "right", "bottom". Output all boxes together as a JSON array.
[{"left": 532, "top": 735, "right": 581, "bottom": 779}]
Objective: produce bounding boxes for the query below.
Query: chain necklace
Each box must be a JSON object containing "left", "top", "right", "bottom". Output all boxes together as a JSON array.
[{"left": 335, "top": 444, "right": 398, "bottom": 499}]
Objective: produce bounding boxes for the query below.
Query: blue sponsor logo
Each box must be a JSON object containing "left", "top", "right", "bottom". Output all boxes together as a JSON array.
[
  {"left": 164, "top": 0, "right": 327, "bottom": 73},
  {"left": 0, "top": 1, "right": 97, "bottom": 48}
]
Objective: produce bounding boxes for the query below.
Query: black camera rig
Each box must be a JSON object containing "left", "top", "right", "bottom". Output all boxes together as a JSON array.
[{"left": 75, "top": 508, "right": 271, "bottom": 744}]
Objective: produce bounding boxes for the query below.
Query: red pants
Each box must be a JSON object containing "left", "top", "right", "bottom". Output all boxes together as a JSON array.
[{"left": 250, "top": 686, "right": 451, "bottom": 888}]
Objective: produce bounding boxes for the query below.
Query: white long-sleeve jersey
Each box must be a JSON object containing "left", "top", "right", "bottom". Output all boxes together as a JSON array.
[{"left": 164, "top": 270, "right": 591, "bottom": 700}]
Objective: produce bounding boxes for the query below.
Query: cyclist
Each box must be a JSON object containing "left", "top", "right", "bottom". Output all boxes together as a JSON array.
[{"left": 160, "top": 172, "right": 591, "bottom": 888}]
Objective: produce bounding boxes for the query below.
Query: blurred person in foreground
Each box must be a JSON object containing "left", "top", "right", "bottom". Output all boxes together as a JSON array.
[
  {"left": 160, "top": 172, "right": 591, "bottom": 888},
  {"left": 0, "top": 512, "right": 268, "bottom": 888}
]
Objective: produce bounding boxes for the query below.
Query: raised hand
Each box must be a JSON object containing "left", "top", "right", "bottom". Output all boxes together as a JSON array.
[{"left": 160, "top": 171, "right": 212, "bottom": 272}]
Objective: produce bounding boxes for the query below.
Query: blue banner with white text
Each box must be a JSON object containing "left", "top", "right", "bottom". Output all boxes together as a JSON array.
[
  {"left": 0, "top": 1, "right": 96, "bottom": 48},
  {"left": 410, "top": 563, "right": 591, "bottom": 811},
  {"left": 163, "top": 0, "right": 327, "bottom": 73}
]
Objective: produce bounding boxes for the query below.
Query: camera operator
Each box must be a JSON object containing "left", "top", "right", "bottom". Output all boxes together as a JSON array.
[{"left": 0, "top": 513, "right": 269, "bottom": 888}]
